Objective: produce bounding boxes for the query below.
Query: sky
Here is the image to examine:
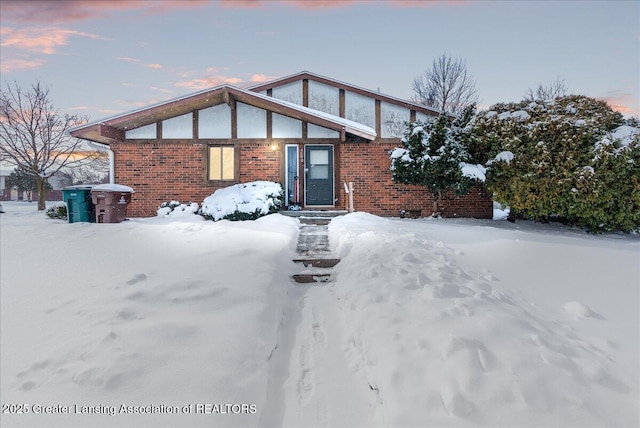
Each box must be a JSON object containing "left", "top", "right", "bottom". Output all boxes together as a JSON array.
[{"left": 0, "top": 0, "right": 638, "bottom": 122}]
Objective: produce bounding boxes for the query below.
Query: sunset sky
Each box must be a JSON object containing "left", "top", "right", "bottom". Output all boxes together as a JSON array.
[{"left": 1, "top": 0, "right": 638, "bottom": 121}]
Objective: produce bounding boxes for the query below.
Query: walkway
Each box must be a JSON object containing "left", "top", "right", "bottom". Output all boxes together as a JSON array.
[{"left": 260, "top": 211, "right": 379, "bottom": 427}]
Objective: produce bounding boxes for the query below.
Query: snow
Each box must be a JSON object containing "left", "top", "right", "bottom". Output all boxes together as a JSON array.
[
  {"left": 459, "top": 162, "right": 486, "bottom": 181},
  {"left": 157, "top": 202, "right": 199, "bottom": 217},
  {"left": 1, "top": 203, "right": 638, "bottom": 427},
  {"left": 494, "top": 150, "right": 515, "bottom": 164},
  {"left": 596, "top": 125, "right": 640, "bottom": 149},
  {"left": 200, "top": 181, "right": 282, "bottom": 221},
  {"left": 497, "top": 110, "right": 531, "bottom": 121},
  {"left": 564, "top": 301, "right": 605, "bottom": 320},
  {"left": 329, "top": 213, "right": 639, "bottom": 427},
  {"left": 91, "top": 184, "right": 134, "bottom": 193}
]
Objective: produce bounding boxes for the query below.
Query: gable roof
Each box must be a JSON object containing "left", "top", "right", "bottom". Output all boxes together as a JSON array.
[
  {"left": 70, "top": 84, "right": 376, "bottom": 144},
  {"left": 248, "top": 70, "right": 442, "bottom": 116},
  {"left": 70, "top": 70, "right": 436, "bottom": 145}
]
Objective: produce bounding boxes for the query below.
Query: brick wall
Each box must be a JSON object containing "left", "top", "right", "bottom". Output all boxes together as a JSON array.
[
  {"left": 111, "top": 142, "right": 282, "bottom": 217},
  {"left": 338, "top": 142, "right": 493, "bottom": 218},
  {"left": 112, "top": 140, "right": 492, "bottom": 219}
]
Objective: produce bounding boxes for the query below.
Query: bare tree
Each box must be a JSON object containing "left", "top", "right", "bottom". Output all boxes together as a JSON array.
[
  {"left": 524, "top": 76, "right": 568, "bottom": 101},
  {"left": 56, "top": 154, "right": 110, "bottom": 188},
  {"left": 412, "top": 54, "right": 479, "bottom": 115},
  {"left": 0, "top": 81, "right": 97, "bottom": 210}
]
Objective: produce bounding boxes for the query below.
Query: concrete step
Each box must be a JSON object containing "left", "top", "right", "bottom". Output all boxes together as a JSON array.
[
  {"left": 281, "top": 210, "right": 347, "bottom": 218},
  {"left": 293, "top": 258, "right": 341, "bottom": 268},
  {"left": 299, "top": 217, "right": 331, "bottom": 225},
  {"left": 292, "top": 273, "right": 332, "bottom": 284}
]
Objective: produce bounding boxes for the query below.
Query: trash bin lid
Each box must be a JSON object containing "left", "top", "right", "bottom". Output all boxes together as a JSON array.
[
  {"left": 62, "top": 185, "right": 96, "bottom": 191},
  {"left": 91, "top": 184, "right": 135, "bottom": 193}
]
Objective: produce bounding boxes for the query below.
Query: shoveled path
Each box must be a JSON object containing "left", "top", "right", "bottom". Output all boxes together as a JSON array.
[{"left": 260, "top": 212, "right": 379, "bottom": 427}]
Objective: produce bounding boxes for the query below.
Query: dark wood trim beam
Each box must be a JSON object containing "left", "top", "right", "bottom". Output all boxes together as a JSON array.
[
  {"left": 230, "top": 96, "right": 237, "bottom": 139},
  {"left": 193, "top": 110, "right": 199, "bottom": 139},
  {"left": 303, "top": 79, "right": 309, "bottom": 107},
  {"left": 156, "top": 121, "right": 162, "bottom": 140},
  {"left": 410, "top": 109, "right": 416, "bottom": 123},
  {"left": 339, "top": 89, "right": 345, "bottom": 118},
  {"left": 98, "top": 124, "right": 125, "bottom": 141},
  {"left": 375, "top": 100, "right": 381, "bottom": 138}
]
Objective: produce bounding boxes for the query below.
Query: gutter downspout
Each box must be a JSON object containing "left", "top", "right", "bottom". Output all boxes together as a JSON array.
[{"left": 87, "top": 141, "right": 114, "bottom": 184}]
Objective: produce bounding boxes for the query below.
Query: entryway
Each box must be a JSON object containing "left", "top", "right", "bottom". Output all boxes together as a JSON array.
[{"left": 304, "top": 145, "right": 334, "bottom": 206}]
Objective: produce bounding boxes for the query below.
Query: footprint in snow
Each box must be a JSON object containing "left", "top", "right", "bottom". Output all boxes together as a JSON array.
[
  {"left": 126, "top": 273, "right": 147, "bottom": 285},
  {"left": 564, "top": 301, "right": 606, "bottom": 320}
]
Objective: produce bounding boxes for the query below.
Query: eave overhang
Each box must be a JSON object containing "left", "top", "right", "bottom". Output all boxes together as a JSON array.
[{"left": 70, "top": 83, "right": 377, "bottom": 144}]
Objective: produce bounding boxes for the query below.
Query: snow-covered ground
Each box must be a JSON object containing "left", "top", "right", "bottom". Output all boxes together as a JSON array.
[{"left": 1, "top": 202, "right": 638, "bottom": 427}]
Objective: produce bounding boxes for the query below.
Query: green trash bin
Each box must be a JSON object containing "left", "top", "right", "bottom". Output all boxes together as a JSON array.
[{"left": 62, "top": 185, "right": 96, "bottom": 223}]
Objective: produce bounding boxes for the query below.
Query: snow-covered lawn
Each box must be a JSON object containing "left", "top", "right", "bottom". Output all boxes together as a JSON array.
[{"left": 1, "top": 202, "right": 638, "bottom": 427}]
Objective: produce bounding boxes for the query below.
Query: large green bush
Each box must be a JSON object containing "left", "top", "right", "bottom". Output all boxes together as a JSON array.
[{"left": 473, "top": 95, "right": 639, "bottom": 232}]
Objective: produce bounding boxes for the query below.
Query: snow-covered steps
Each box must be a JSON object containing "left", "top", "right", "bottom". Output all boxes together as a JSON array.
[
  {"left": 289, "top": 211, "right": 345, "bottom": 284},
  {"left": 292, "top": 272, "right": 332, "bottom": 284},
  {"left": 293, "top": 258, "right": 341, "bottom": 268}
]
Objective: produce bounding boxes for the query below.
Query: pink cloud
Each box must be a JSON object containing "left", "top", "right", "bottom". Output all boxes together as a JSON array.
[
  {"left": 250, "top": 74, "right": 277, "bottom": 83},
  {"left": 144, "top": 63, "right": 162, "bottom": 70},
  {"left": 1, "top": 27, "right": 110, "bottom": 54},
  {"left": 175, "top": 76, "right": 244, "bottom": 90},
  {"left": 0, "top": 57, "right": 45, "bottom": 73},
  {"left": 0, "top": 0, "right": 208, "bottom": 25},
  {"left": 219, "top": 0, "right": 465, "bottom": 9},
  {"left": 114, "top": 56, "right": 141, "bottom": 63},
  {"left": 598, "top": 90, "right": 639, "bottom": 117}
]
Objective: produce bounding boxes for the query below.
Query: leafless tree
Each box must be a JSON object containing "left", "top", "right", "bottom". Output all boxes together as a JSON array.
[
  {"left": 0, "top": 81, "right": 98, "bottom": 210},
  {"left": 524, "top": 76, "right": 568, "bottom": 101},
  {"left": 56, "top": 155, "right": 110, "bottom": 188},
  {"left": 412, "top": 54, "right": 479, "bottom": 115}
]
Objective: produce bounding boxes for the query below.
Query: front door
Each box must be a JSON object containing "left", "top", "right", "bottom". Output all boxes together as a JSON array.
[{"left": 305, "top": 145, "right": 334, "bottom": 206}]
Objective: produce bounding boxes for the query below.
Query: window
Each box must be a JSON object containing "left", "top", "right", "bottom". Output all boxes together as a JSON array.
[
  {"left": 125, "top": 123, "right": 156, "bottom": 139},
  {"left": 208, "top": 146, "right": 235, "bottom": 180},
  {"left": 162, "top": 113, "right": 193, "bottom": 139}
]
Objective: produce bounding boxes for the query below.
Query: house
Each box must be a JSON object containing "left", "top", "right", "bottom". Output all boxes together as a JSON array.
[{"left": 70, "top": 71, "right": 492, "bottom": 218}]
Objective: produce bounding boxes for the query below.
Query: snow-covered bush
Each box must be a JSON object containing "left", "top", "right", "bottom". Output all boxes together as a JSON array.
[
  {"left": 46, "top": 202, "right": 67, "bottom": 220},
  {"left": 199, "top": 181, "right": 284, "bottom": 221},
  {"left": 473, "top": 95, "right": 639, "bottom": 232},
  {"left": 157, "top": 201, "right": 200, "bottom": 217},
  {"left": 390, "top": 107, "right": 484, "bottom": 216}
]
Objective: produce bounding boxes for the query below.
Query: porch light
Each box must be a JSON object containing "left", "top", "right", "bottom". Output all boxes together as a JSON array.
[{"left": 270, "top": 142, "right": 279, "bottom": 151}]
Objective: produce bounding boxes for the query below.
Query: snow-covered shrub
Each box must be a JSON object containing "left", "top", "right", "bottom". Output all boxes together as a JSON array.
[
  {"left": 199, "top": 181, "right": 284, "bottom": 221},
  {"left": 157, "top": 201, "right": 200, "bottom": 217},
  {"left": 390, "top": 106, "right": 484, "bottom": 216},
  {"left": 473, "top": 95, "right": 639, "bottom": 232},
  {"left": 46, "top": 202, "right": 67, "bottom": 220}
]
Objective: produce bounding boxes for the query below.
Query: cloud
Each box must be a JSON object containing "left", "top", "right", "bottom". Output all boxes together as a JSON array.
[
  {"left": 116, "top": 97, "right": 169, "bottom": 109},
  {"left": 175, "top": 76, "right": 244, "bottom": 90},
  {"left": 1, "top": 27, "right": 110, "bottom": 54},
  {"left": 250, "top": 74, "right": 277, "bottom": 83},
  {"left": 0, "top": 0, "right": 208, "bottom": 25},
  {"left": 600, "top": 91, "right": 639, "bottom": 117},
  {"left": 144, "top": 63, "right": 162, "bottom": 70},
  {"left": 151, "top": 87, "right": 174, "bottom": 94},
  {"left": 219, "top": 0, "right": 464, "bottom": 9},
  {"left": 0, "top": 58, "right": 45, "bottom": 73},
  {"left": 114, "top": 56, "right": 141, "bottom": 63}
]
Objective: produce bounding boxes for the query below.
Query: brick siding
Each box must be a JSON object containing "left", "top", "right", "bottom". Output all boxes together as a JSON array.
[
  {"left": 338, "top": 142, "right": 492, "bottom": 218},
  {"left": 112, "top": 140, "right": 492, "bottom": 219}
]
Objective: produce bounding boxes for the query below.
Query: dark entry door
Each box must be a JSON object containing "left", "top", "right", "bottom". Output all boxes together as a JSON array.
[{"left": 305, "top": 145, "right": 333, "bottom": 206}]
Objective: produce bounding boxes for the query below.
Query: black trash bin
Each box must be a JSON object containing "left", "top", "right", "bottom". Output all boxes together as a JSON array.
[{"left": 90, "top": 184, "right": 134, "bottom": 223}]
